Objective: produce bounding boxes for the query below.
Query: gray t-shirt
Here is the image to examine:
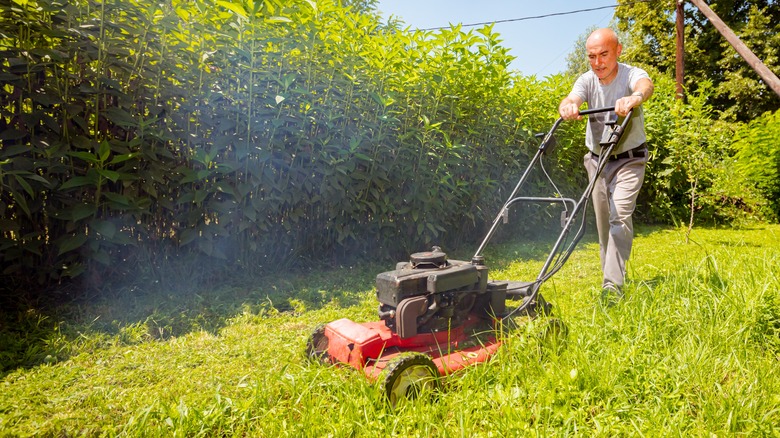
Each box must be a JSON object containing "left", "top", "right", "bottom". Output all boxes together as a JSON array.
[{"left": 571, "top": 63, "right": 650, "bottom": 154}]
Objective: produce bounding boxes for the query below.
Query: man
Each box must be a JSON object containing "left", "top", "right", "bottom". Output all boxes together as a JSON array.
[{"left": 558, "top": 28, "right": 654, "bottom": 301}]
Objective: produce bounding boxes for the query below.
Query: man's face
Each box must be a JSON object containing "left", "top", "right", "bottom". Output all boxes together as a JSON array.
[{"left": 586, "top": 37, "right": 621, "bottom": 82}]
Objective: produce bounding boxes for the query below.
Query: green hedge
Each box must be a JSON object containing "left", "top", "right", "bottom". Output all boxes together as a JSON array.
[
  {"left": 0, "top": 0, "right": 582, "bottom": 292},
  {"left": 0, "top": 0, "right": 770, "bottom": 295}
]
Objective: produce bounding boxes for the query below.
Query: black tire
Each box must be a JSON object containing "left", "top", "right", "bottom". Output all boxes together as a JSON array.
[
  {"left": 305, "top": 324, "right": 331, "bottom": 364},
  {"left": 381, "top": 353, "right": 440, "bottom": 407}
]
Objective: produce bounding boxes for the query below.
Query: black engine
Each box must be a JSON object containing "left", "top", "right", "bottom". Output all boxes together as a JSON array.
[{"left": 375, "top": 247, "right": 509, "bottom": 338}]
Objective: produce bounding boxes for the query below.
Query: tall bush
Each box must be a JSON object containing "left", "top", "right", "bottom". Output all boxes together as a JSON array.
[
  {"left": 3, "top": 0, "right": 769, "bottom": 298},
  {"left": 732, "top": 109, "right": 780, "bottom": 220},
  {"left": 640, "top": 76, "right": 770, "bottom": 228},
  {"left": 0, "top": 0, "right": 572, "bottom": 295}
]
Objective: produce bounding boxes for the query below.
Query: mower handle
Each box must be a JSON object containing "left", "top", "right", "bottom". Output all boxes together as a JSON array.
[
  {"left": 472, "top": 105, "right": 634, "bottom": 269},
  {"left": 535, "top": 106, "right": 618, "bottom": 154},
  {"left": 578, "top": 106, "right": 615, "bottom": 116}
]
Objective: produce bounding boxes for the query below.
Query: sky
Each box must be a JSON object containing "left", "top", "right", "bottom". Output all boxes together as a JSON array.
[{"left": 375, "top": 1, "right": 619, "bottom": 77}]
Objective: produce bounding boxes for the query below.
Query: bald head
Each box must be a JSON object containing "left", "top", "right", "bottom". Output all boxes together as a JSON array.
[
  {"left": 585, "top": 28, "right": 622, "bottom": 84},
  {"left": 586, "top": 28, "right": 620, "bottom": 50}
]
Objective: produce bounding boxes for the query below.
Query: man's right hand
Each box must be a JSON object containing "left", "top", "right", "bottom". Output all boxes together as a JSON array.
[
  {"left": 558, "top": 94, "right": 584, "bottom": 120},
  {"left": 559, "top": 102, "right": 582, "bottom": 120}
]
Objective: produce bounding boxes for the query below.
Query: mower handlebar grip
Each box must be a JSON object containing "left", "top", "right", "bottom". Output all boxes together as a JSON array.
[{"left": 578, "top": 106, "right": 615, "bottom": 116}]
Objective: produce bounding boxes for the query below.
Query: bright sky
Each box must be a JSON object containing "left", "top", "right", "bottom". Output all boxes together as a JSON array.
[{"left": 375, "top": 1, "right": 618, "bottom": 77}]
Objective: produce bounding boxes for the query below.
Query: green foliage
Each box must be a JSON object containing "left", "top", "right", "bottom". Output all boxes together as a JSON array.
[
  {"left": 717, "top": 4, "right": 780, "bottom": 121},
  {"left": 615, "top": 0, "right": 780, "bottom": 122},
  {"left": 674, "top": 86, "right": 775, "bottom": 227},
  {"left": 661, "top": 81, "right": 728, "bottom": 229},
  {"left": 732, "top": 109, "right": 780, "bottom": 219},
  {"left": 0, "top": 0, "right": 577, "bottom": 294},
  {"left": 614, "top": 0, "right": 676, "bottom": 74},
  {"left": 629, "top": 71, "right": 771, "bottom": 226},
  {"left": 634, "top": 70, "right": 677, "bottom": 222}
]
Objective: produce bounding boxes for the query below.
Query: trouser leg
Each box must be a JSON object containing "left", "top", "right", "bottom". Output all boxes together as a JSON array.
[
  {"left": 584, "top": 153, "right": 647, "bottom": 288},
  {"left": 584, "top": 155, "right": 611, "bottom": 275}
]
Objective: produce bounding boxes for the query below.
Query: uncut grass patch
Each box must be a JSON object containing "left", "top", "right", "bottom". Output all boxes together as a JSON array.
[{"left": 2, "top": 226, "right": 780, "bottom": 436}]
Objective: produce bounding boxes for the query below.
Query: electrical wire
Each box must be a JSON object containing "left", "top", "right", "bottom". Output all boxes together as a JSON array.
[{"left": 419, "top": 0, "right": 658, "bottom": 31}]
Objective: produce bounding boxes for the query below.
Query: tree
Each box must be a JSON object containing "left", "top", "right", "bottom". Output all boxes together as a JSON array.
[
  {"left": 340, "top": 0, "right": 378, "bottom": 14},
  {"left": 614, "top": 0, "right": 780, "bottom": 121},
  {"left": 716, "top": 4, "right": 780, "bottom": 120},
  {"left": 565, "top": 25, "right": 599, "bottom": 76}
]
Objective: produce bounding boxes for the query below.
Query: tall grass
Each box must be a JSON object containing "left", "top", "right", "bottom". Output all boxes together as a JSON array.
[{"left": 1, "top": 225, "right": 779, "bottom": 436}]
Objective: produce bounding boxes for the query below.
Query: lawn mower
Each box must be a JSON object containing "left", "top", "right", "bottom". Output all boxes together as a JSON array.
[{"left": 306, "top": 107, "right": 633, "bottom": 405}]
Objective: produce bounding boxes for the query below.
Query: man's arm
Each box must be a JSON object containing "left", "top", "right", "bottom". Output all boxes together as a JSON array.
[
  {"left": 559, "top": 93, "right": 585, "bottom": 120},
  {"left": 615, "top": 77, "right": 654, "bottom": 116}
]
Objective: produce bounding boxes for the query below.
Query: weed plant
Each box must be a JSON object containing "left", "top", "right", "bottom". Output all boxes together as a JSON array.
[{"left": 1, "top": 225, "right": 780, "bottom": 436}]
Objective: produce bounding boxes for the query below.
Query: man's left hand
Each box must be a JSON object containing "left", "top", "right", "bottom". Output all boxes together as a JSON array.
[{"left": 614, "top": 94, "right": 642, "bottom": 117}]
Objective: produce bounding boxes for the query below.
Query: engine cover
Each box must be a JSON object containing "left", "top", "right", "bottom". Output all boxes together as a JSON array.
[
  {"left": 376, "top": 260, "right": 480, "bottom": 307},
  {"left": 376, "top": 248, "right": 493, "bottom": 338}
]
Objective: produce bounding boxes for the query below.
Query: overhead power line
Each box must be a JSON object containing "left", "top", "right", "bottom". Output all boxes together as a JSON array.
[{"left": 419, "top": 0, "right": 657, "bottom": 31}]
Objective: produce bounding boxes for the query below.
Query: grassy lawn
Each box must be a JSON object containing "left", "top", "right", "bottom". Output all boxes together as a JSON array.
[{"left": 2, "top": 225, "right": 780, "bottom": 436}]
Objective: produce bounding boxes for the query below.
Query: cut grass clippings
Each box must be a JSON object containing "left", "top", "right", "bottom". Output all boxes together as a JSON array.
[{"left": 2, "top": 225, "right": 780, "bottom": 436}]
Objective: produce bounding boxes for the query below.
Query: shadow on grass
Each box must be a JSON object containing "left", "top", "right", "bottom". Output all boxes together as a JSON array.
[
  {"left": 0, "top": 260, "right": 384, "bottom": 377},
  {"left": 0, "top": 225, "right": 602, "bottom": 377}
]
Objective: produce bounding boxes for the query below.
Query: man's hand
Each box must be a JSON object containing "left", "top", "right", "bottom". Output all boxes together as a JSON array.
[
  {"left": 614, "top": 93, "right": 642, "bottom": 117},
  {"left": 615, "top": 78, "right": 654, "bottom": 116},
  {"left": 558, "top": 96, "right": 583, "bottom": 120},
  {"left": 559, "top": 102, "right": 581, "bottom": 120}
]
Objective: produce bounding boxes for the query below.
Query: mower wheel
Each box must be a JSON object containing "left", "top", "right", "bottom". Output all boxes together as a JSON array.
[
  {"left": 305, "top": 324, "right": 331, "bottom": 364},
  {"left": 382, "top": 353, "right": 440, "bottom": 407}
]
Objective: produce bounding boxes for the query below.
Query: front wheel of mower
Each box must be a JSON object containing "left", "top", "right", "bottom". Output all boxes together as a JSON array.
[{"left": 382, "top": 353, "right": 440, "bottom": 407}]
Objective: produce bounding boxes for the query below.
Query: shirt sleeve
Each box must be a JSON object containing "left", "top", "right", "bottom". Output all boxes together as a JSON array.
[
  {"left": 570, "top": 73, "right": 591, "bottom": 103},
  {"left": 628, "top": 66, "right": 650, "bottom": 89}
]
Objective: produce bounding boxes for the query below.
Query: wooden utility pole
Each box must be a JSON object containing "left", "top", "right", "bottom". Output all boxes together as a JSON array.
[
  {"left": 675, "top": 0, "right": 685, "bottom": 99},
  {"left": 688, "top": 0, "right": 780, "bottom": 98}
]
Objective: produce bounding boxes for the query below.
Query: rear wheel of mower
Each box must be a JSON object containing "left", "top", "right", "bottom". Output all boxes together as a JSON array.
[
  {"left": 305, "top": 324, "right": 330, "bottom": 364},
  {"left": 382, "top": 353, "right": 440, "bottom": 407}
]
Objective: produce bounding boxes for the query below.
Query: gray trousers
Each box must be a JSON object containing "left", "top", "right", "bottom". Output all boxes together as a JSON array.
[{"left": 583, "top": 151, "right": 648, "bottom": 288}]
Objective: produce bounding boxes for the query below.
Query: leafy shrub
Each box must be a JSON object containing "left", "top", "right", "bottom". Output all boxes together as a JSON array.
[
  {"left": 732, "top": 109, "right": 780, "bottom": 220},
  {"left": 0, "top": 0, "right": 774, "bottom": 299},
  {"left": 639, "top": 77, "right": 771, "bottom": 227},
  {"left": 0, "top": 0, "right": 573, "bottom": 295}
]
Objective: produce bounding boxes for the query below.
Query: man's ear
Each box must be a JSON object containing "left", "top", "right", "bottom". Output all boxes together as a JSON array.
[{"left": 617, "top": 43, "right": 623, "bottom": 57}]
